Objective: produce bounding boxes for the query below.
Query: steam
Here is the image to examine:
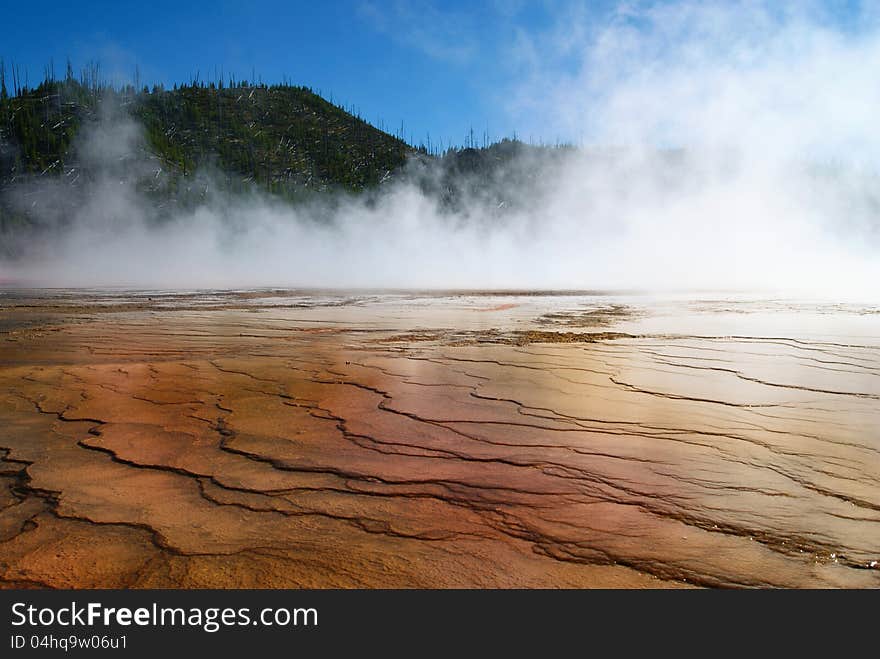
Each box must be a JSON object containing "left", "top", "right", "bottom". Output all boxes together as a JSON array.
[{"left": 2, "top": 0, "right": 880, "bottom": 298}]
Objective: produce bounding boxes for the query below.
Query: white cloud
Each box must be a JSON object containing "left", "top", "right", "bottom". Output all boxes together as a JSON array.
[{"left": 507, "top": 0, "right": 880, "bottom": 160}]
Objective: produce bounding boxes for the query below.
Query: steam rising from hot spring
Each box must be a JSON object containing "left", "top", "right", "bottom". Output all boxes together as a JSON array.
[{"left": 2, "top": 0, "right": 880, "bottom": 298}]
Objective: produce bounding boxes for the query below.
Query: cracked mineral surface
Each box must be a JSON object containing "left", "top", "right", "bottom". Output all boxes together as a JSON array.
[{"left": 1, "top": 290, "right": 878, "bottom": 588}]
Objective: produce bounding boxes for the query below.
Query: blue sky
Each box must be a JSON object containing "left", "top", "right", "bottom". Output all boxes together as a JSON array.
[
  {"left": 1, "top": 0, "right": 618, "bottom": 147},
  {"left": 1, "top": 1, "right": 870, "bottom": 148}
]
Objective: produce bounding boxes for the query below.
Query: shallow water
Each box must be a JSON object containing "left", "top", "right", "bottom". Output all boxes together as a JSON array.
[{"left": 1, "top": 290, "right": 878, "bottom": 588}]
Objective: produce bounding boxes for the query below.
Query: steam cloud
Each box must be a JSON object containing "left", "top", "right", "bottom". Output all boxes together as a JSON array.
[{"left": 2, "top": 0, "right": 880, "bottom": 298}]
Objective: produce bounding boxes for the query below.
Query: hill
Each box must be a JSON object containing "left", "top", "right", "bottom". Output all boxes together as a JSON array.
[
  {"left": 0, "top": 69, "right": 571, "bottom": 247},
  {"left": 0, "top": 74, "right": 411, "bottom": 193}
]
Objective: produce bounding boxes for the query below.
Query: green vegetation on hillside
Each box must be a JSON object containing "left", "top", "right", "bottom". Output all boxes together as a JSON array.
[
  {"left": 135, "top": 83, "right": 411, "bottom": 191},
  {"left": 0, "top": 62, "right": 573, "bottom": 242},
  {"left": 0, "top": 66, "right": 411, "bottom": 192}
]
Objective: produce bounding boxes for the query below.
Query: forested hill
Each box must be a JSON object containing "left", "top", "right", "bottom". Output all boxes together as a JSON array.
[
  {"left": 0, "top": 75, "right": 412, "bottom": 192},
  {"left": 0, "top": 69, "right": 574, "bottom": 244}
]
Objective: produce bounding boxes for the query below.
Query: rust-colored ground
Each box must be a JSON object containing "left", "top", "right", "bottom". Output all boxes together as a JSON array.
[{"left": 1, "top": 291, "right": 878, "bottom": 588}]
